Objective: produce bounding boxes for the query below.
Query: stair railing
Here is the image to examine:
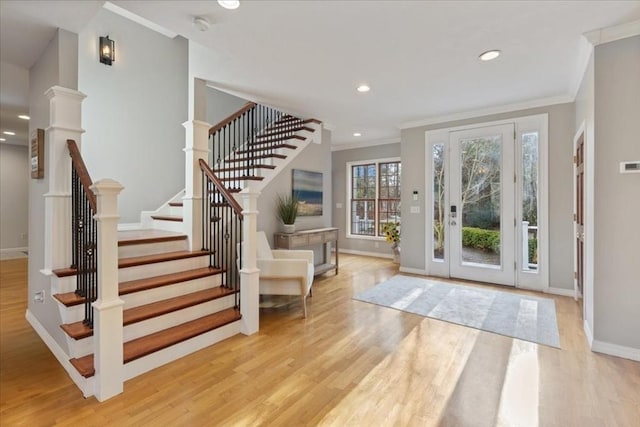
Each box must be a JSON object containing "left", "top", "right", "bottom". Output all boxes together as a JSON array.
[
  {"left": 208, "top": 102, "right": 304, "bottom": 193},
  {"left": 67, "top": 140, "right": 98, "bottom": 327},
  {"left": 199, "top": 159, "right": 243, "bottom": 308}
]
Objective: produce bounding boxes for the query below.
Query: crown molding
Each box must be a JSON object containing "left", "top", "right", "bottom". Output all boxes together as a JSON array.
[
  {"left": 103, "top": 2, "right": 178, "bottom": 39},
  {"left": 331, "top": 137, "right": 400, "bottom": 152},
  {"left": 398, "top": 94, "right": 573, "bottom": 130},
  {"left": 584, "top": 19, "right": 640, "bottom": 47}
]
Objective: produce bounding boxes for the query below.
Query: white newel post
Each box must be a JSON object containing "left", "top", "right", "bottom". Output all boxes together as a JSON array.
[
  {"left": 183, "top": 120, "right": 211, "bottom": 251},
  {"left": 90, "top": 179, "right": 125, "bottom": 401},
  {"left": 42, "top": 86, "right": 86, "bottom": 273},
  {"left": 240, "top": 188, "right": 260, "bottom": 335}
]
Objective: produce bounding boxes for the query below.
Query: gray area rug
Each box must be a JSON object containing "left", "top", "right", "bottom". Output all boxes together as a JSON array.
[{"left": 354, "top": 275, "right": 560, "bottom": 348}]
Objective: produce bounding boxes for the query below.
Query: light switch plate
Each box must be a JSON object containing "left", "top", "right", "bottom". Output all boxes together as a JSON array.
[
  {"left": 410, "top": 206, "right": 420, "bottom": 214},
  {"left": 336, "top": 203, "right": 343, "bottom": 209}
]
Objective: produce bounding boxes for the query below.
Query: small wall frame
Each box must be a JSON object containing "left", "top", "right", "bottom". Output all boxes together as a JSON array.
[{"left": 30, "top": 128, "right": 44, "bottom": 179}]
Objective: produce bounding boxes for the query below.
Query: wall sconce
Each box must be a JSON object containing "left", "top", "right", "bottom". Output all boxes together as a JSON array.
[{"left": 99, "top": 36, "right": 115, "bottom": 66}]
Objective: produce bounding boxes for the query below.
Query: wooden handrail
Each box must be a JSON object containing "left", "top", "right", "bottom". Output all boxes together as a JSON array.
[
  {"left": 199, "top": 159, "right": 243, "bottom": 219},
  {"left": 67, "top": 139, "right": 97, "bottom": 212},
  {"left": 209, "top": 102, "right": 257, "bottom": 135}
]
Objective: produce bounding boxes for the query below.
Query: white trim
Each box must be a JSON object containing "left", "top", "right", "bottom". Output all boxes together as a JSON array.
[
  {"left": 544, "top": 287, "right": 575, "bottom": 297},
  {"left": 323, "top": 122, "right": 336, "bottom": 131},
  {"left": 399, "top": 95, "right": 572, "bottom": 129},
  {"left": 0, "top": 246, "right": 28, "bottom": 253},
  {"left": 25, "top": 309, "right": 93, "bottom": 397},
  {"left": 338, "top": 248, "right": 393, "bottom": 259},
  {"left": 583, "top": 19, "right": 640, "bottom": 47},
  {"left": 583, "top": 319, "right": 594, "bottom": 347},
  {"left": 345, "top": 157, "right": 401, "bottom": 240},
  {"left": 424, "top": 114, "right": 549, "bottom": 290},
  {"left": 399, "top": 266, "right": 428, "bottom": 275},
  {"left": 103, "top": 2, "right": 178, "bottom": 38},
  {"left": 592, "top": 340, "right": 640, "bottom": 362},
  {"left": 117, "top": 223, "right": 144, "bottom": 231},
  {"left": 331, "top": 137, "right": 401, "bottom": 152}
]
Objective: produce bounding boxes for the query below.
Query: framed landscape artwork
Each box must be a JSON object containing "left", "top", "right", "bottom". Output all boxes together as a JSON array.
[{"left": 292, "top": 169, "right": 323, "bottom": 216}]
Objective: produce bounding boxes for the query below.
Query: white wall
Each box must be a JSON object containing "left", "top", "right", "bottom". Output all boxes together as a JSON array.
[
  {"left": 332, "top": 142, "right": 401, "bottom": 256},
  {"left": 257, "top": 129, "right": 333, "bottom": 254},
  {"left": 592, "top": 35, "right": 640, "bottom": 351},
  {"left": 0, "top": 143, "right": 29, "bottom": 250},
  {"left": 400, "top": 103, "right": 576, "bottom": 289},
  {"left": 78, "top": 9, "right": 188, "bottom": 223}
]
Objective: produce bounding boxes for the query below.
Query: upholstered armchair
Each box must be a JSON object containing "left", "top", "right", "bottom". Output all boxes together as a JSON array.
[{"left": 256, "top": 231, "right": 314, "bottom": 318}]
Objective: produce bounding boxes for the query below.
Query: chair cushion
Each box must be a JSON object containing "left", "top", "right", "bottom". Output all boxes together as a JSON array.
[{"left": 256, "top": 231, "right": 274, "bottom": 260}]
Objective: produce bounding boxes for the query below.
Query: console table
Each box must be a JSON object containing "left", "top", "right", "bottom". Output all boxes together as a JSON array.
[{"left": 274, "top": 227, "right": 338, "bottom": 276}]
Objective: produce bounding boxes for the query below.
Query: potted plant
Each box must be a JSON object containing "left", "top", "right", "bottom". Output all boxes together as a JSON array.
[
  {"left": 381, "top": 221, "right": 401, "bottom": 263},
  {"left": 276, "top": 193, "right": 299, "bottom": 233}
]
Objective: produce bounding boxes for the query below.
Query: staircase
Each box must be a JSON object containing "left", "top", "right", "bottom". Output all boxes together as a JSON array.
[{"left": 48, "top": 104, "right": 320, "bottom": 399}]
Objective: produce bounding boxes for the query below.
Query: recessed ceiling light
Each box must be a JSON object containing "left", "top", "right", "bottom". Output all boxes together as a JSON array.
[
  {"left": 353, "top": 132, "right": 362, "bottom": 137},
  {"left": 3, "top": 131, "right": 16, "bottom": 136},
  {"left": 479, "top": 50, "right": 501, "bottom": 61},
  {"left": 18, "top": 115, "right": 30, "bottom": 120},
  {"left": 356, "top": 84, "right": 370, "bottom": 93},
  {"left": 0, "top": 138, "right": 6, "bottom": 142},
  {"left": 218, "top": 0, "right": 240, "bottom": 9}
]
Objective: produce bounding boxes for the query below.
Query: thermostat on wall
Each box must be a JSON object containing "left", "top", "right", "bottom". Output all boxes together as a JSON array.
[{"left": 620, "top": 161, "right": 640, "bottom": 174}]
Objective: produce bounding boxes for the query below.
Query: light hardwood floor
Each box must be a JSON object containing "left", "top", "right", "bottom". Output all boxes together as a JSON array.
[{"left": 1, "top": 256, "right": 638, "bottom": 426}]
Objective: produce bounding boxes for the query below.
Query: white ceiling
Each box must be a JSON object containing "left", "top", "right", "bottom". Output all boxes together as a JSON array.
[{"left": 1, "top": 1, "right": 639, "bottom": 147}]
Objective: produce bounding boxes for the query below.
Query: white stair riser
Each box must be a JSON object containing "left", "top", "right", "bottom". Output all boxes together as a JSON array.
[
  {"left": 119, "top": 255, "right": 210, "bottom": 282},
  {"left": 123, "top": 320, "right": 241, "bottom": 382},
  {"left": 151, "top": 219, "right": 184, "bottom": 233},
  {"left": 67, "top": 294, "right": 237, "bottom": 358},
  {"left": 52, "top": 275, "right": 78, "bottom": 295},
  {"left": 56, "top": 274, "right": 223, "bottom": 324},
  {"left": 121, "top": 275, "right": 222, "bottom": 309},
  {"left": 118, "top": 239, "right": 187, "bottom": 259},
  {"left": 169, "top": 205, "right": 183, "bottom": 216}
]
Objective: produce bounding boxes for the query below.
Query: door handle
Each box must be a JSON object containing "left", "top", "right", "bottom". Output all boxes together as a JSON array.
[{"left": 450, "top": 220, "right": 457, "bottom": 226}]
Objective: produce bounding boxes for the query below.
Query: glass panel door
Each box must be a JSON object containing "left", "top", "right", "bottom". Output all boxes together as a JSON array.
[{"left": 449, "top": 124, "right": 515, "bottom": 286}]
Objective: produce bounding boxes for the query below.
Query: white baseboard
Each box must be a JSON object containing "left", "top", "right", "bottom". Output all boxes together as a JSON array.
[
  {"left": 592, "top": 339, "right": 640, "bottom": 362},
  {"left": 544, "top": 287, "right": 575, "bottom": 297},
  {"left": 118, "top": 223, "right": 143, "bottom": 231},
  {"left": 338, "top": 248, "right": 393, "bottom": 259},
  {"left": 0, "top": 246, "right": 28, "bottom": 253},
  {"left": 583, "top": 319, "right": 594, "bottom": 347},
  {"left": 25, "top": 309, "right": 93, "bottom": 397},
  {"left": 399, "top": 266, "right": 428, "bottom": 275}
]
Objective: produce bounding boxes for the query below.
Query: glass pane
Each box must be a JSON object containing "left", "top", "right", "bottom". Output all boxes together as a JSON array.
[
  {"left": 522, "top": 132, "right": 539, "bottom": 272},
  {"left": 378, "top": 199, "right": 401, "bottom": 235},
  {"left": 433, "top": 144, "right": 445, "bottom": 260},
  {"left": 351, "top": 200, "right": 375, "bottom": 236},
  {"left": 460, "top": 136, "right": 501, "bottom": 266}
]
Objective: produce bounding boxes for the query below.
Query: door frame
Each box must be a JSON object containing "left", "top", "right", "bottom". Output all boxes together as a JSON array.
[{"left": 424, "top": 114, "right": 549, "bottom": 290}]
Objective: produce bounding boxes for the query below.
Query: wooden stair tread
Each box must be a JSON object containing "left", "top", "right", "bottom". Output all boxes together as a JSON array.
[
  {"left": 215, "top": 164, "right": 276, "bottom": 172},
  {"left": 52, "top": 267, "right": 77, "bottom": 278},
  {"left": 168, "top": 202, "right": 183, "bottom": 207},
  {"left": 253, "top": 134, "right": 306, "bottom": 143},
  {"left": 151, "top": 215, "right": 183, "bottom": 222},
  {"left": 61, "top": 287, "right": 237, "bottom": 339},
  {"left": 239, "top": 143, "right": 298, "bottom": 154},
  {"left": 118, "top": 266, "right": 222, "bottom": 295},
  {"left": 70, "top": 308, "right": 242, "bottom": 377},
  {"left": 54, "top": 266, "right": 222, "bottom": 307},
  {"left": 119, "top": 250, "right": 209, "bottom": 269},
  {"left": 117, "top": 230, "right": 186, "bottom": 246},
  {"left": 219, "top": 176, "right": 264, "bottom": 182},
  {"left": 225, "top": 153, "right": 287, "bottom": 163},
  {"left": 258, "top": 126, "right": 312, "bottom": 138}
]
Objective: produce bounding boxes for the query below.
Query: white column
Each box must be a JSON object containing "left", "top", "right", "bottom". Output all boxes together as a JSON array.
[
  {"left": 42, "top": 86, "right": 86, "bottom": 273},
  {"left": 239, "top": 188, "right": 260, "bottom": 335},
  {"left": 90, "top": 179, "right": 125, "bottom": 402},
  {"left": 183, "top": 119, "right": 211, "bottom": 251}
]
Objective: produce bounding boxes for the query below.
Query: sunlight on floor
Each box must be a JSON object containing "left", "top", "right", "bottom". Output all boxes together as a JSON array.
[{"left": 496, "top": 340, "right": 540, "bottom": 427}]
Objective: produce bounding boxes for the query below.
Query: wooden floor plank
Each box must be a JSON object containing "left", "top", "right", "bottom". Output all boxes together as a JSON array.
[{"left": 2, "top": 256, "right": 639, "bottom": 425}]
